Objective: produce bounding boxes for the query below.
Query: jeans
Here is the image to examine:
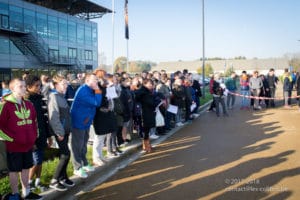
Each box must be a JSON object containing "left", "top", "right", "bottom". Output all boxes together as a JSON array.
[
  {"left": 213, "top": 96, "right": 227, "bottom": 116},
  {"left": 240, "top": 90, "right": 250, "bottom": 107},
  {"left": 269, "top": 87, "right": 276, "bottom": 107},
  {"left": 226, "top": 92, "right": 236, "bottom": 108},
  {"left": 175, "top": 108, "right": 183, "bottom": 123},
  {"left": 106, "top": 132, "right": 117, "bottom": 153},
  {"left": 252, "top": 89, "right": 261, "bottom": 108},
  {"left": 284, "top": 91, "right": 292, "bottom": 105}
]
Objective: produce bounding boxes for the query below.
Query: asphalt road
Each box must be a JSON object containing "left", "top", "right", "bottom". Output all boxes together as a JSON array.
[{"left": 75, "top": 101, "right": 300, "bottom": 200}]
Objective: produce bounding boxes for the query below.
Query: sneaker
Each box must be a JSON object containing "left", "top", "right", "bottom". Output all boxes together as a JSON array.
[
  {"left": 4, "top": 193, "right": 22, "bottom": 200},
  {"left": 82, "top": 164, "right": 95, "bottom": 172},
  {"left": 107, "top": 152, "right": 119, "bottom": 158},
  {"left": 193, "top": 113, "right": 200, "bottom": 118},
  {"left": 49, "top": 181, "right": 67, "bottom": 192},
  {"left": 74, "top": 168, "right": 88, "bottom": 178},
  {"left": 176, "top": 122, "right": 184, "bottom": 127},
  {"left": 125, "top": 139, "right": 131, "bottom": 143},
  {"left": 24, "top": 192, "right": 43, "bottom": 200},
  {"left": 116, "top": 148, "right": 123, "bottom": 154},
  {"left": 149, "top": 134, "right": 159, "bottom": 139},
  {"left": 93, "top": 160, "right": 105, "bottom": 167},
  {"left": 60, "top": 178, "right": 75, "bottom": 187}
]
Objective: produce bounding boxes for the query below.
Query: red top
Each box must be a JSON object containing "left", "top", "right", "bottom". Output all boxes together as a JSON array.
[
  {"left": 0, "top": 94, "right": 37, "bottom": 152},
  {"left": 209, "top": 79, "right": 214, "bottom": 94}
]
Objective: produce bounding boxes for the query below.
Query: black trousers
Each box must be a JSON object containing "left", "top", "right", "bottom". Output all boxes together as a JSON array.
[{"left": 53, "top": 134, "right": 70, "bottom": 181}]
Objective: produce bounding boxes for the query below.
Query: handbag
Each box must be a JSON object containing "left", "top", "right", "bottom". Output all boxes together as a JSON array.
[{"left": 155, "top": 109, "right": 165, "bottom": 127}]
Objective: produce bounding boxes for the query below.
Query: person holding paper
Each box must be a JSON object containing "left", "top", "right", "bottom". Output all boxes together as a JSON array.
[{"left": 171, "top": 78, "right": 186, "bottom": 126}]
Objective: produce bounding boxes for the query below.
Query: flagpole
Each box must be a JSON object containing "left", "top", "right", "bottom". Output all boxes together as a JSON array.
[
  {"left": 111, "top": 0, "right": 115, "bottom": 73},
  {"left": 202, "top": 0, "right": 205, "bottom": 97},
  {"left": 125, "top": 0, "right": 129, "bottom": 73},
  {"left": 126, "top": 39, "right": 129, "bottom": 72}
]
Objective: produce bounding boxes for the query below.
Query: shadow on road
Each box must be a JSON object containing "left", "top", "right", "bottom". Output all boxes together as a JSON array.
[{"left": 77, "top": 104, "right": 300, "bottom": 200}]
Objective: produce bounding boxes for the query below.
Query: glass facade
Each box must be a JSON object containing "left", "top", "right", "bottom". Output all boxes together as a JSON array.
[
  {"left": 48, "top": 15, "right": 58, "bottom": 40},
  {"left": 0, "top": 35, "right": 9, "bottom": 54},
  {"left": 9, "top": 5, "right": 23, "bottom": 32},
  {"left": 36, "top": 12, "right": 48, "bottom": 38},
  {"left": 0, "top": 0, "right": 98, "bottom": 70},
  {"left": 24, "top": 9, "right": 36, "bottom": 32},
  {"left": 58, "top": 18, "right": 68, "bottom": 41}
]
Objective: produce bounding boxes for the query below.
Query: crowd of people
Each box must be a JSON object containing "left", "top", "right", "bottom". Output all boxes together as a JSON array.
[
  {"left": 208, "top": 68, "right": 300, "bottom": 117},
  {"left": 1, "top": 67, "right": 300, "bottom": 200},
  {"left": 0, "top": 68, "right": 203, "bottom": 200}
]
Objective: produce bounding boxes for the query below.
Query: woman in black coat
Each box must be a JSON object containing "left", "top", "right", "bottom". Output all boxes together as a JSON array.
[
  {"left": 135, "top": 79, "right": 155, "bottom": 153},
  {"left": 93, "top": 77, "right": 118, "bottom": 165}
]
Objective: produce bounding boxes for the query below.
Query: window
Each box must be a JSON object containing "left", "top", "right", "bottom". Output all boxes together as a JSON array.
[
  {"left": 0, "top": 3, "right": 8, "bottom": 15},
  {"left": 36, "top": 12, "right": 47, "bottom": 38},
  {"left": 0, "top": 14, "right": 8, "bottom": 29},
  {"left": 49, "top": 49, "right": 59, "bottom": 62},
  {"left": 85, "top": 24, "right": 92, "bottom": 46},
  {"left": 9, "top": 5, "right": 23, "bottom": 31},
  {"left": 48, "top": 15, "right": 58, "bottom": 40},
  {"left": 77, "top": 23, "right": 84, "bottom": 44},
  {"left": 0, "top": 3, "right": 9, "bottom": 29},
  {"left": 59, "top": 46, "right": 68, "bottom": 63},
  {"left": 24, "top": 9, "right": 36, "bottom": 32},
  {"left": 0, "top": 36, "right": 9, "bottom": 54},
  {"left": 68, "top": 48, "right": 77, "bottom": 59},
  {"left": 92, "top": 26, "right": 97, "bottom": 47},
  {"left": 85, "top": 50, "right": 92, "bottom": 61},
  {"left": 58, "top": 18, "right": 67, "bottom": 41},
  {"left": 68, "top": 21, "right": 76, "bottom": 43}
]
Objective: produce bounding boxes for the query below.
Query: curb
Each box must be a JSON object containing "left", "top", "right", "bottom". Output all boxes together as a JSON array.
[{"left": 42, "top": 100, "right": 212, "bottom": 200}]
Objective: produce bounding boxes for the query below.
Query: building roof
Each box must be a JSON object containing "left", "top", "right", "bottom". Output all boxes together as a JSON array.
[
  {"left": 152, "top": 58, "right": 290, "bottom": 74},
  {"left": 24, "top": 0, "right": 111, "bottom": 19}
]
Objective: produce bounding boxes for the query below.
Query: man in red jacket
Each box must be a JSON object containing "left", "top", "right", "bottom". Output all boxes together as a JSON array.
[{"left": 0, "top": 78, "right": 42, "bottom": 200}]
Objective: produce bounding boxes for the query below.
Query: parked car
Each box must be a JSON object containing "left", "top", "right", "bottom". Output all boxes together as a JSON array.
[{"left": 199, "top": 77, "right": 210, "bottom": 86}]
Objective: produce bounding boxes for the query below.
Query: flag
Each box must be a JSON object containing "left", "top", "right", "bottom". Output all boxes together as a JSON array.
[{"left": 125, "top": 0, "right": 129, "bottom": 39}]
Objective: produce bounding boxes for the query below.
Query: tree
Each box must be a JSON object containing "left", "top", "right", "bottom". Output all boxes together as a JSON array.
[
  {"left": 196, "top": 63, "right": 214, "bottom": 77},
  {"left": 113, "top": 57, "right": 127, "bottom": 73},
  {"left": 289, "top": 57, "right": 300, "bottom": 71},
  {"left": 234, "top": 56, "right": 246, "bottom": 60},
  {"left": 224, "top": 67, "right": 235, "bottom": 77}
]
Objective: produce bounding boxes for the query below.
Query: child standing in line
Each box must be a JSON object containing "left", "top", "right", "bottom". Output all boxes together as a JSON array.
[
  {"left": 48, "top": 75, "right": 74, "bottom": 191},
  {"left": 26, "top": 75, "right": 52, "bottom": 190},
  {"left": 0, "top": 78, "right": 42, "bottom": 199}
]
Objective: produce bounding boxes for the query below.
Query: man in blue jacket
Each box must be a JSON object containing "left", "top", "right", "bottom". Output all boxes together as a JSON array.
[{"left": 70, "top": 73, "right": 102, "bottom": 178}]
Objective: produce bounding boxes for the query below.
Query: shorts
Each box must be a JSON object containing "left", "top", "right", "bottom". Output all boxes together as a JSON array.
[
  {"left": 32, "top": 149, "right": 45, "bottom": 165},
  {"left": 7, "top": 150, "right": 33, "bottom": 172},
  {"left": 123, "top": 121, "right": 131, "bottom": 127}
]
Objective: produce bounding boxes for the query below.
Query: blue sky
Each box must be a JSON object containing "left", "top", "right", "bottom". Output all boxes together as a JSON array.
[{"left": 93, "top": 0, "right": 300, "bottom": 64}]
